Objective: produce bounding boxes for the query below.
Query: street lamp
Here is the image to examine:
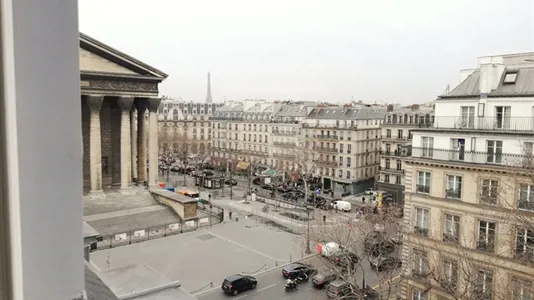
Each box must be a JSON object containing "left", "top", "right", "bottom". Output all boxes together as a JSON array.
[{"left": 305, "top": 192, "right": 317, "bottom": 254}]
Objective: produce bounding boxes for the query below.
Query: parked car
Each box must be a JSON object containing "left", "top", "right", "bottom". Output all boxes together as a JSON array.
[
  {"left": 170, "top": 165, "right": 181, "bottom": 172},
  {"left": 312, "top": 269, "right": 337, "bottom": 289},
  {"left": 365, "top": 188, "right": 377, "bottom": 195},
  {"left": 369, "top": 256, "right": 402, "bottom": 272},
  {"left": 282, "top": 263, "right": 316, "bottom": 279},
  {"left": 330, "top": 250, "right": 360, "bottom": 268},
  {"left": 364, "top": 232, "right": 396, "bottom": 257},
  {"left": 321, "top": 242, "right": 341, "bottom": 257},
  {"left": 225, "top": 179, "right": 237, "bottom": 186},
  {"left": 252, "top": 177, "right": 261, "bottom": 185},
  {"left": 326, "top": 280, "right": 379, "bottom": 299},
  {"left": 330, "top": 200, "right": 352, "bottom": 212},
  {"left": 261, "top": 183, "right": 276, "bottom": 191},
  {"left": 221, "top": 274, "right": 257, "bottom": 296}
]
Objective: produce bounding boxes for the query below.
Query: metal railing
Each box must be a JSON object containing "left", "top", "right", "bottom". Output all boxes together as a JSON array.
[
  {"left": 379, "top": 167, "right": 405, "bottom": 174},
  {"left": 272, "top": 131, "right": 298, "bottom": 137},
  {"left": 316, "top": 147, "right": 338, "bottom": 154},
  {"left": 431, "top": 116, "right": 534, "bottom": 132},
  {"left": 411, "top": 147, "right": 533, "bottom": 167},
  {"left": 382, "top": 136, "right": 410, "bottom": 142},
  {"left": 445, "top": 189, "right": 462, "bottom": 199},
  {"left": 314, "top": 135, "right": 338, "bottom": 140},
  {"left": 379, "top": 149, "right": 411, "bottom": 157},
  {"left": 273, "top": 141, "right": 296, "bottom": 148},
  {"left": 317, "top": 160, "right": 337, "bottom": 167},
  {"left": 416, "top": 184, "right": 430, "bottom": 194},
  {"left": 238, "top": 150, "right": 269, "bottom": 157}
]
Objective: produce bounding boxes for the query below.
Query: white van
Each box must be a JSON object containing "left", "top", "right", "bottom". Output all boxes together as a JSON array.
[{"left": 331, "top": 200, "right": 352, "bottom": 212}]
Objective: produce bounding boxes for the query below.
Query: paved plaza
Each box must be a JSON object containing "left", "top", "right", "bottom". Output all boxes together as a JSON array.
[{"left": 90, "top": 214, "right": 309, "bottom": 293}]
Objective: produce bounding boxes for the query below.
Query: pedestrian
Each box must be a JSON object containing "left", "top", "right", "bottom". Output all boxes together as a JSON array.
[
  {"left": 229, "top": 210, "right": 233, "bottom": 220},
  {"left": 362, "top": 196, "right": 366, "bottom": 204},
  {"left": 323, "top": 215, "right": 326, "bottom": 225},
  {"left": 208, "top": 194, "right": 212, "bottom": 201}
]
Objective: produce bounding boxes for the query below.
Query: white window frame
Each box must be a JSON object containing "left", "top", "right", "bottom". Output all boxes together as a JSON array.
[
  {"left": 443, "top": 214, "right": 460, "bottom": 242},
  {"left": 414, "top": 207, "right": 429, "bottom": 235},
  {"left": 476, "top": 269, "right": 494, "bottom": 298},
  {"left": 511, "top": 277, "right": 533, "bottom": 300},
  {"left": 478, "top": 220, "right": 496, "bottom": 252},
  {"left": 417, "top": 171, "right": 431, "bottom": 194},
  {"left": 446, "top": 175, "right": 462, "bottom": 199},
  {"left": 421, "top": 137, "right": 434, "bottom": 158},
  {"left": 413, "top": 250, "right": 428, "bottom": 276},
  {"left": 486, "top": 140, "right": 503, "bottom": 163},
  {"left": 480, "top": 179, "right": 498, "bottom": 204},
  {"left": 412, "top": 289, "right": 427, "bottom": 300},
  {"left": 460, "top": 106, "right": 475, "bottom": 128},
  {"left": 442, "top": 259, "right": 458, "bottom": 287}
]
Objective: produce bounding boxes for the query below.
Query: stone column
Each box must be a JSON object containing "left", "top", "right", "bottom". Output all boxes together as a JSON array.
[
  {"left": 130, "top": 107, "right": 138, "bottom": 180},
  {"left": 147, "top": 98, "right": 162, "bottom": 187},
  {"left": 135, "top": 100, "right": 148, "bottom": 183},
  {"left": 118, "top": 96, "right": 134, "bottom": 194},
  {"left": 87, "top": 95, "right": 105, "bottom": 197}
]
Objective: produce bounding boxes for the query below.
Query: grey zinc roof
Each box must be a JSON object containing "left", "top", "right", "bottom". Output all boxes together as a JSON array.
[
  {"left": 306, "top": 107, "right": 386, "bottom": 120},
  {"left": 274, "top": 105, "right": 310, "bottom": 117},
  {"left": 85, "top": 264, "right": 119, "bottom": 300},
  {"left": 441, "top": 66, "right": 534, "bottom": 98},
  {"left": 386, "top": 107, "right": 434, "bottom": 116}
]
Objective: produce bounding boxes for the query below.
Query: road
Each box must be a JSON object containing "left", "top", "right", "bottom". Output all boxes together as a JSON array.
[{"left": 197, "top": 256, "right": 402, "bottom": 300}]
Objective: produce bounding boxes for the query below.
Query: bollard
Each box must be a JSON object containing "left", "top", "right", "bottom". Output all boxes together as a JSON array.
[{"left": 289, "top": 254, "right": 292, "bottom": 262}]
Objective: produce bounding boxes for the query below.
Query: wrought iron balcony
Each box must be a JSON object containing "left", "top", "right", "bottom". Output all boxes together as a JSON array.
[
  {"left": 477, "top": 240, "right": 495, "bottom": 252},
  {"left": 273, "top": 152, "right": 295, "bottom": 159},
  {"left": 413, "top": 226, "right": 429, "bottom": 236},
  {"left": 272, "top": 131, "right": 298, "bottom": 137},
  {"left": 273, "top": 141, "right": 296, "bottom": 148},
  {"left": 445, "top": 189, "right": 462, "bottom": 199},
  {"left": 379, "top": 167, "right": 405, "bottom": 174},
  {"left": 313, "top": 135, "right": 338, "bottom": 141},
  {"left": 382, "top": 136, "right": 410, "bottom": 142},
  {"left": 237, "top": 150, "right": 269, "bottom": 157},
  {"left": 316, "top": 147, "right": 338, "bottom": 154},
  {"left": 431, "top": 116, "right": 534, "bottom": 132},
  {"left": 411, "top": 147, "right": 533, "bottom": 168},
  {"left": 416, "top": 184, "right": 430, "bottom": 194},
  {"left": 379, "top": 149, "right": 411, "bottom": 157},
  {"left": 317, "top": 160, "right": 337, "bottom": 167}
]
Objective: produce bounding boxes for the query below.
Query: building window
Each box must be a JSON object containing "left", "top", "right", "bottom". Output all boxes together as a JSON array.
[
  {"left": 511, "top": 277, "right": 533, "bottom": 300},
  {"left": 347, "top": 144, "right": 351, "bottom": 154},
  {"left": 386, "top": 129, "right": 391, "bottom": 138},
  {"left": 414, "top": 207, "right": 429, "bottom": 236},
  {"left": 413, "top": 250, "right": 429, "bottom": 278},
  {"left": 339, "top": 157, "right": 343, "bottom": 165},
  {"left": 495, "top": 106, "right": 511, "bottom": 129},
  {"left": 386, "top": 143, "right": 391, "bottom": 153},
  {"left": 421, "top": 137, "right": 434, "bottom": 157},
  {"left": 395, "top": 176, "right": 401, "bottom": 185},
  {"left": 385, "top": 158, "right": 390, "bottom": 169},
  {"left": 443, "top": 214, "right": 460, "bottom": 243},
  {"left": 417, "top": 171, "right": 431, "bottom": 193},
  {"left": 480, "top": 179, "right": 498, "bottom": 204},
  {"left": 475, "top": 269, "right": 493, "bottom": 300},
  {"left": 486, "top": 140, "right": 503, "bottom": 163},
  {"left": 411, "top": 289, "right": 427, "bottom": 300},
  {"left": 519, "top": 184, "right": 534, "bottom": 211},
  {"left": 385, "top": 174, "right": 390, "bottom": 183},
  {"left": 446, "top": 175, "right": 462, "bottom": 199},
  {"left": 398, "top": 129, "right": 403, "bottom": 139},
  {"left": 450, "top": 138, "right": 466, "bottom": 161},
  {"left": 346, "top": 171, "right": 350, "bottom": 179},
  {"left": 340, "top": 144, "right": 344, "bottom": 153},
  {"left": 477, "top": 220, "right": 496, "bottom": 252},
  {"left": 440, "top": 259, "right": 458, "bottom": 290},
  {"left": 515, "top": 228, "right": 534, "bottom": 262},
  {"left": 347, "top": 157, "right": 351, "bottom": 167},
  {"left": 396, "top": 160, "right": 402, "bottom": 170},
  {"left": 460, "top": 106, "right": 475, "bottom": 128}
]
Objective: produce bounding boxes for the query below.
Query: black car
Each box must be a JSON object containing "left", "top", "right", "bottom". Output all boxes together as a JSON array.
[
  {"left": 330, "top": 250, "right": 360, "bottom": 269},
  {"left": 312, "top": 269, "right": 337, "bottom": 289},
  {"left": 261, "top": 183, "right": 276, "bottom": 191},
  {"left": 252, "top": 177, "right": 261, "bottom": 185},
  {"left": 221, "top": 274, "right": 257, "bottom": 296},
  {"left": 282, "top": 192, "right": 299, "bottom": 201},
  {"left": 369, "top": 256, "right": 402, "bottom": 272},
  {"left": 282, "top": 263, "right": 316, "bottom": 279},
  {"left": 364, "top": 232, "right": 396, "bottom": 257},
  {"left": 225, "top": 179, "right": 237, "bottom": 186}
]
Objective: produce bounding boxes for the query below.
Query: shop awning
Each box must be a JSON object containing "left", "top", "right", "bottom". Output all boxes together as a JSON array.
[{"left": 236, "top": 161, "right": 250, "bottom": 170}]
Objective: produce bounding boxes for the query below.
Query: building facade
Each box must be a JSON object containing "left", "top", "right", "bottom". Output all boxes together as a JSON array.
[
  {"left": 270, "top": 102, "right": 315, "bottom": 171},
  {"left": 377, "top": 105, "right": 434, "bottom": 204},
  {"left": 80, "top": 33, "right": 167, "bottom": 195},
  {"left": 302, "top": 106, "right": 386, "bottom": 195},
  {"left": 210, "top": 100, "right": 280, "bottom": 168},
  {"left": 401, "top": 53, "right": 534, "bottom": 300}
]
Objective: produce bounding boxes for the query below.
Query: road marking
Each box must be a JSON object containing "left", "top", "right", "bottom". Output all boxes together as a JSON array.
[
  {"left": 256, "top": 284, "right": 276, "bottom": 292},
  {"left": 234, "top": 294, "right": 248, "bottom": 300},
  {"left": 205, "top": 230, "right": 277, "bottom": 260}
]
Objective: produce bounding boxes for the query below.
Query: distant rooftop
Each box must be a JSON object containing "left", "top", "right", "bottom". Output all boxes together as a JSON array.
[{"left": 307, "top": 107, "right": 386, "bottom": 120}]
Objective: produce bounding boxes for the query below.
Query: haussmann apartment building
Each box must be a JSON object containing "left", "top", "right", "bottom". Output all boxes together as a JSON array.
[{"left": 401, "top": 53, "right": 534, "bottom": 300}]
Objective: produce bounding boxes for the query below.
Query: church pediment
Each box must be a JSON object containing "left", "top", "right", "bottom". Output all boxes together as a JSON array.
[{"left": 79, "top": 33, "right": 168, "bottom": 80}]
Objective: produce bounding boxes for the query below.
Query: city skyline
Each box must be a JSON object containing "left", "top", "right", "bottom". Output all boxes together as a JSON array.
[{"left": 78, "top": 0, "right": 534, "bottom": 104}]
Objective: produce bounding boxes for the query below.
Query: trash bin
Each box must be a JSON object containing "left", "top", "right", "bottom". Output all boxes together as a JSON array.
[{"left": 235, "top": 215, "right": 239, "bottom": 222}]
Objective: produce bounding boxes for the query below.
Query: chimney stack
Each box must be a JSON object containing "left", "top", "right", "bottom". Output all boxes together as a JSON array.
[
  {"left": 411, "top": 104, "right": 419, "bottom": 111},
  {"left": 386, "top": 104, "right": 394, "bottom": 112},
  {"left": 478, "top": 56, "right": 505, "bottom": 95}
]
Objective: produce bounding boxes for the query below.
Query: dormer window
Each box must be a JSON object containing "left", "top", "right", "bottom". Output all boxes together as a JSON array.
[{"left": 503, "top": 71, "right": 518, "bottom": 84}]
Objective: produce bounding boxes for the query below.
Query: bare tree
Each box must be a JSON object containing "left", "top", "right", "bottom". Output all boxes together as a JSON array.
[
  {"left": 305, "top": 209, "right": 403, "bottom": 299},
  {"left": 158, "top": 126, "right": 172, "bottom": 155}
]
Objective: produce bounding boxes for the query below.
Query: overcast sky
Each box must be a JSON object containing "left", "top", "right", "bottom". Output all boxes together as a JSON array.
[{"left": 79, "top": 0, "right": 533, "bottom": 104}]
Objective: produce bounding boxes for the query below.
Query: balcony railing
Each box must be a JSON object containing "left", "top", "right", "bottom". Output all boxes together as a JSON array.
[
  {"left": 477, "top": 240, "right": 495, "bottom": 252},
  {"left": 379, "top": 166, "right": 405, "bottom": 174},
  {"left": 314, "top": 135, "right": 338, "bottom": 141},
  {"left": 238, "top": 150, "right": 269, "bottom": 157},
  {"left": 317, "top": 160, "right": 337, "bottom": 167},
  {"left": 414, "top": 226, "right": 429, "bottom": 236},
  {"left": 411, "top": 147, "right": 533, "bottom": 167},
  {"left": 379, "top": 149, "right": 412, "bottom": 157},
  {"left": 445, "top": 189, "right": 462, "bottom": 199},
  {"left": 431, "top": 116, "right": 534, "bottom": 132},
  {"left": 443, "top": 233, "right": 459, "bottom": 243},
  {"left": 272, "top": 131, "right": 298, "bottom": 137},
  {"left": 273, "top": 153, "right": 295, "bottom": 159},
  {"left": 273, "top": 141, "right": 296, "bottom": 148},
  {"left": 316, "top": 147, "right": 338, "bottom": 154},
  {"left": 416, "top": 184, "right": 430, "bottom": 193},
  {"left": 270, "top": 119, "right": 299, "bottom": 124},
  {"left": 382, "top": 136, "right": 410, "bottom": 142}
]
